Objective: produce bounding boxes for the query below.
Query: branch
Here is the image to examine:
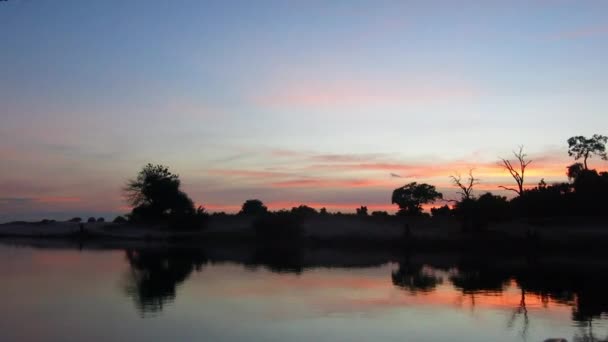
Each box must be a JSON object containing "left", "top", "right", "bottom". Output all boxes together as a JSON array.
[{"left": 498, "top": 185, "right": 520, "bottom": 194}]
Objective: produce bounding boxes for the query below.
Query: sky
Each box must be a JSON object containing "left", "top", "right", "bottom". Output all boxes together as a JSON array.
[{"left": 1, "top": 0, "right": 608, "bottom": 221}]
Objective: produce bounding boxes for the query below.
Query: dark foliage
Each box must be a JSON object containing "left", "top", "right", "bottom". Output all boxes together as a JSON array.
[
  {"left": 87, "top": 217, "right": 96, "bottom": 223},
  {"left": 453, "top": 193, "right": 510, "bottom": 231},
  {"left": 124, "top": 164, "right": 208, "bottom": 230},
  {"left": 96, "top": 217, "right": 105, "bottom": 223},
  {"left": 290, "top": 205, "right": 318, "bottom": 218},
  {"left": 239, "top": 199, "right": 268, "bottom": 216},
  {"left": 430, "top": 205, "right": 452, "bottom": 217},
  {"left": 113, "top": 216, "right": 128, "bottom": 224},
  {"left": 371, "top": 210, "right": 390, "bottom": 218},
  {"left": 567, "top": 134, "right": 608, "bottom": 170},
  {"left": 392, "top": 182, "right": 443, "bottom": 216},
  {"left": 356, "top": 206, "right": 368, "bottom": 216},
  {"left": 68, "top": 217, "right": 82, "bottom": 223}
]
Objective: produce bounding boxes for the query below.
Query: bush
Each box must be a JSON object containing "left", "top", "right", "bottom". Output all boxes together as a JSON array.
[
  {"left": 371, "top": 211, "right": 390, "bottom": 218},
  {"left": 87, "top": 217, "right": 96, "bottom": 223},
  {"left": 356, "top": 206, "right": 368, "bottom": 216},
  {"left": 113, "top": 216, "right": 128, "bottom": 224},
  {"left": 97, "top": 217, "right": 105, "bottom": 223},
  {"left": 167, "top": 206, "right": 209, "bottom": 231},
  {"left": 431, "top": 205, "right": 452, "bottom": 217},
  {"left": 68, "top": 217, "right": 82, "bottom": 223}
]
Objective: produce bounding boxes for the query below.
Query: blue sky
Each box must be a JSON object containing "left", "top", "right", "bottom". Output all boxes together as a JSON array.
[{"left": 1, "top": 0, "right": 607, "bottom": 220}]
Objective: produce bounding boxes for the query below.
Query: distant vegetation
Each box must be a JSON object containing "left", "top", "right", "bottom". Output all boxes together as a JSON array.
[{"left": 104, "top": 134, "right": 607, "bottom": 233}]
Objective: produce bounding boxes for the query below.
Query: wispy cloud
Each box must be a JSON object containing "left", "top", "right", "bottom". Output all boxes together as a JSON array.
[
  {"left": 550, "top": 24, "right": 608, "bottom": 40},
  {"left": 255, "top": 79, "right": 478, "bottom": 109}
]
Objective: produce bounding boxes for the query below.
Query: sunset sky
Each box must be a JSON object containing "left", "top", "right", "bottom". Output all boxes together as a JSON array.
[{"left": 1, "top": 0, "right": 608, "bottom": 221}]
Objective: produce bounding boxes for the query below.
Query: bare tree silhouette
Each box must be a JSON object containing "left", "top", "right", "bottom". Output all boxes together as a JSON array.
[
  {"left": 450, "top": 169, "right": 480, "bottom": 200},
  {"left": 499, "top": 146, "right": 532, "bottom": 196}
]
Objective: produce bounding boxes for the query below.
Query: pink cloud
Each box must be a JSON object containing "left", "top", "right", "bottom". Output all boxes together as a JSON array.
[
  {"left": 255, "top": 80, "right": 478, "bottom": 108},
  {"left": 270, "top": 178, "right": 394, "bottom": 188},
  {"left": 551, "top": 24, "right": 608, "bottom": 40}
]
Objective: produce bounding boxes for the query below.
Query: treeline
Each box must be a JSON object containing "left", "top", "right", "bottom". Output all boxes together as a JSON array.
[
  {"left": 427, "top": 134, "right": 608, "bottom": 230},
  {"left": 118, "top": 134, "right": 607, "bottom": 231}
]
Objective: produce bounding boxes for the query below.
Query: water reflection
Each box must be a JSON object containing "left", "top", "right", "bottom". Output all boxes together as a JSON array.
[
  {"left": 124, "top": 248, "right": 207, "bottom": 314},
  {"left": 121, "top": 244, "right": 608, "bottom": 330},
  {"left": 4, "top": 241, "right": 607, "bottom": 341},
  {"left": 391, "top": 261, "right": 443, "bottom": 293}
]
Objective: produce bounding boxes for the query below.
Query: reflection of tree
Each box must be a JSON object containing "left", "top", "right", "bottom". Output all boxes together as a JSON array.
[
  {"left": 573, "top": 320, "right": 608, "bottom": 342},
  {"left": 391, "top": 262, "right": 442, "bottom": 293},
  {"left": 506, "top": 288, "right": 529, "bottom": 340},
  {"left": 123, "top": 249, "right": 207, "bottom": 314},
  {"left": 246, "top": 246, "right": 304, "bottom": 274},
  {"left": 449, "top": 266, "right": 509, "bottom": 295}
]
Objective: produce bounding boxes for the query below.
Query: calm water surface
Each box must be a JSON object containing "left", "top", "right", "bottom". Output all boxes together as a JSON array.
[{"left": 0, "top": 243, "right": 606, "bottom": 342}]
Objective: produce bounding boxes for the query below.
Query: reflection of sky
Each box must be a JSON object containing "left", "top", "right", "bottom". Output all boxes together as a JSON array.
[
  {"left": 1, "top": 1, "right": 608, "bottom": 220},
  {"left": 1, "top": 245, "right": 605, "bottom": 342}
]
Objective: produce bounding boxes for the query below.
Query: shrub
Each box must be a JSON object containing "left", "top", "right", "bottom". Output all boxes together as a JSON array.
[
  {"left": 68, "top": 217, "right": 82, "bottom": 223},
  {"left": 97, "top": 217, "right": 105, "bottom": 223},
  {"left": 87, "top": 217, "right": 96, "bottom": 223},
  {"left": 167, "top": 206, "right": 209, "bottom": 231},
  {"left": 371, "top": 211, "right": 390, "bottom": 217},
  {"left": 356, "top": 206, "right": 369, "bottom": 216},
  {"left": 113, "top": 216, "right": 128, "bottom": 224}
]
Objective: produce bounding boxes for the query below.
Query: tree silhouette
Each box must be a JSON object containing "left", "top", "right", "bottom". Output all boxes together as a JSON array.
[
  {"left": 499, "top": 146, "right": 532, "bottom": 196},
  {"left": 239, "top": 199, "right": 268, "bottom": 216},
  {"left": 124, "top": 164, "right": 206, "bottom": 229},
  {"left": 356, "top": 206, "right": 368, "bottom": 216},
  {"left": 450, "top": 169, "right": 480, "bottom": 200},
  {"left": 568, "top": 134, "right": 608, "bottom": 170},
  {"left": 568, "top": 163, "right": 586, "bottom": 181},
  {"left": 391, "top": 182, "right": 443, "bottom": 216}
]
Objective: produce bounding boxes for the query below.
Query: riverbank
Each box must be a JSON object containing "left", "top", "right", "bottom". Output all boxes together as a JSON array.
[{"left": 1, "top": 216, "right": 607, "bottom": 253}]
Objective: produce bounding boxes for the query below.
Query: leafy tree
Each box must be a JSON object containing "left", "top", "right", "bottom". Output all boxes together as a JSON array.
[
  {"left": 124, "top": 164, "right": 181, "bottom": 218},
  {"left": 356, "top": 206, "right": 368, "bottom": 216},
  {"left": 567, "top": 163, "right": 585, "bottom": 181},
  {"left": 87, "top": 217, "right": 96, "bottom": 223},
  {"left": 68, "top": 217, "right": 82, "bottom": 223},
  {"left": 567, "top": 134, "right": 608, "bottom": 170},
  {"left": 319, "top": 207, "right": 328, "bottom": 215},
  {"left": 391, "top": 182, "right": 443, "bottom": 216},
  {"left": 239, "top": 199, "right": 268, "bottom": 216},
  {"left": 124, "top": 164, "right": 207, "bottom": 230}
]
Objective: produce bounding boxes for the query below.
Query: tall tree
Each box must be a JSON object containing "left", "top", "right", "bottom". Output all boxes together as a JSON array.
[
  {"left": 567, "top": 134, "right": 608, "bottom": 170},
  {"left": 499, "top": 146, "right": 532, "bottom": 196},
  {"left": 391, "top": 182, "right": 443, "bottom": 216},
  {"left": 450, "top": 169, "right": 480, "bottom": 200}
]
